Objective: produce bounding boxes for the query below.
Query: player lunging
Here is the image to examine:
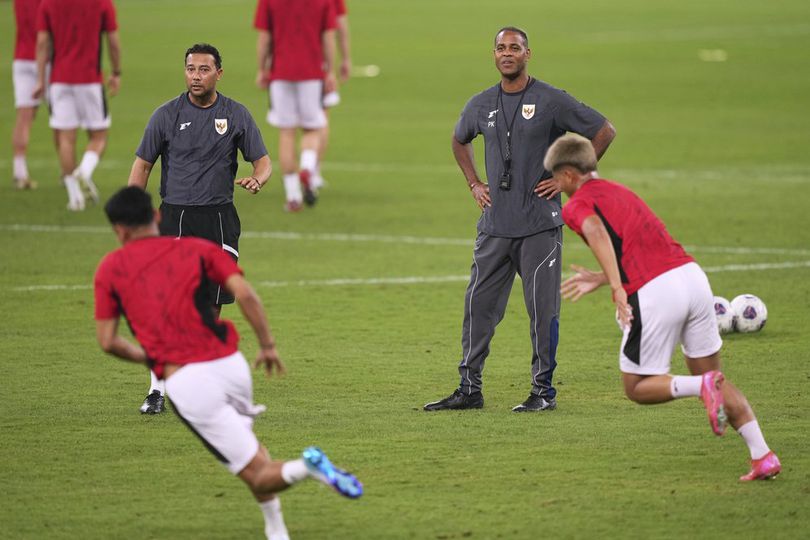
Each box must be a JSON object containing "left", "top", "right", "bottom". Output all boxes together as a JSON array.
[
  {"left": 547, "top": 134, "right": 780, "bottom": 481},
  {"left": 94, "top": 187, "right": 362, "bottom": 539}
]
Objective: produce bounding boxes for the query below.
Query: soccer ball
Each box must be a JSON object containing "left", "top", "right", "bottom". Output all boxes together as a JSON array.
[
  {"left": 731, "top": 294, "right": 768, "bottom": 333},
  {"left": 713, "top": 296, "right": 735, "bottom": 334}
]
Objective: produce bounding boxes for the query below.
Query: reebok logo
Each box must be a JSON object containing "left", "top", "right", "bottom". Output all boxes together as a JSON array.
[
  {"left": 548, "top": 258, "right": 556, "bottom": 268},
  {"left": 179, "top": 122, "right": 191, "bottom": 130},
  {"left": 488, "top": 109, "right": 498, "bottom": 118},
  {"left": 487, "top": 121, "right": 495, "bottom": 128}
]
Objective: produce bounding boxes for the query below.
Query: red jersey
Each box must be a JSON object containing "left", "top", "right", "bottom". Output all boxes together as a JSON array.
[
  {"left": 253, "top": 0, "right": 337, "bottom": 81},
  {"left": 36, "top": 0, "right": 118, "bottom": 84},
  {"left": 14, "top": 0, "right": 42, "bottom": 60},
  {"left": 562, "top": 179, "right": 694, "bottom": 296},
  {"left": 94, "top": 236, "right": 242, "bottom": 379},
  {"left": 334, "top": 0, "right": 347, "bottom": 16}
]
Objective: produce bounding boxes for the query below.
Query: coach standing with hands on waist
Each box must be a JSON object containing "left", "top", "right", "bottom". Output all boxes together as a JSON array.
[
  {"left": 425, "top": 26, "right": 616, "bottom": 412},
  {"left": 128, "top": 43, "right": 271, "bottom": 415}
]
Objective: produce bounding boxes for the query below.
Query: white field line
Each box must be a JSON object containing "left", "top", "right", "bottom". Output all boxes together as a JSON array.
[
  {"left": 11, "top": 260, "right": 810, "bottom": 293},
  {"left": 3, "top": 223, "right": 810, "bottom": 256}
]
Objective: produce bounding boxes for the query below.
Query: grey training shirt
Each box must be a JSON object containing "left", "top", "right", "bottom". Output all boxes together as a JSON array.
[
  {"left": 136, "top": 92, "right": 268, "bottom": 206},
  {"left": 454, "top": 79, "right": 606, "bottom": 238}
]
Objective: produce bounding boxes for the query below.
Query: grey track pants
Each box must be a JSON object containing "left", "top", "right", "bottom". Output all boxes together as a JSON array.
[{"left": 458, "top": 228, "right": 561, "bottom": 398}]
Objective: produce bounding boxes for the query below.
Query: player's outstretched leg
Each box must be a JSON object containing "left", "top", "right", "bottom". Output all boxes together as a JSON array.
[{"left": 302, "top": 446, "right": 363, "bottom": 499}]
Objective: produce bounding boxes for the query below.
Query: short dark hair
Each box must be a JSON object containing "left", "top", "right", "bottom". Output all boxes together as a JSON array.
[
  {"left": 104, "top": 187, "right": 154, "bottom": 226},
  {"left": 494, "top": 26, "right": 529, "bottom": 48},
  {"left": 185, "top": 43, "right": 222, "bottom": 69}
]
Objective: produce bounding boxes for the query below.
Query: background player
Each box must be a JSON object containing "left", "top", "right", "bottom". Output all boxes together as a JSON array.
[
  {"left": 254, "top": 0, "right": 337, "bottom": 211},
  {"left": 128, "top": 43, "right": 271, "bottom": 414},
  {"left": 95, "top": 186, "right": 362, "bottom": 540},
  {"left": 33, "top": 0, "right": 121, "bottom": 210},
  {"left": 548, "top": 133, "right": 780, "bottom": 481},
  {"left": 11, "top": 0, "right": 46, "bottom": 190}
]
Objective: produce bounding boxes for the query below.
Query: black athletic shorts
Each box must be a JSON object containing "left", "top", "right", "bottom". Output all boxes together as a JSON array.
[{"left": 159, "top": 202, "right": 241, "bottom": 305}]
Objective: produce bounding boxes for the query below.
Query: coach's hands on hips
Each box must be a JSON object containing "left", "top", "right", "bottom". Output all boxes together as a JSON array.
[
  {"left": 470, "top": 181, "right": 491, "bottom": 210},
  {"left": 236, "top": 176, "right": 264, "bottom": 194},
  {"left": 534, "top": 177, "right": 562, "bottom": 200},
  {"left": 255, "top": 344, "right": 286, "bottom": 377}
]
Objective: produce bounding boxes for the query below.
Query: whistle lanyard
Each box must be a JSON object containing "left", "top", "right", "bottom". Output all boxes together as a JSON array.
[{"left": 495, "top": 77, "right": 534, "bottom": 179}]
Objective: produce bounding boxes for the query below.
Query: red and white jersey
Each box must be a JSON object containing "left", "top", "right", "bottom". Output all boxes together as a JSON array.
[
  {"left": 562, "top": 178, "right": 694, "bottom": 296},
  {"left": 253, "top": 0, "right": 337, "bottom": 81},
  {"left": 14, "top": 0, "right": 42, "bottom": 60},
  {"left": 36, "top": 0, "right": 118, "bottom": 84},
  {"left": 94, "top": 236, "right": 242, "bottom": 379}
]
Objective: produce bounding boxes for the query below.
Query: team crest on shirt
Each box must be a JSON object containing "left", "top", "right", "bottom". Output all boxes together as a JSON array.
[
  {"left": 214, "top": 118, "right": 228, "bottom": 135},
  {"left": 522, "top": 104, "right": 535, "bottom": 120}
]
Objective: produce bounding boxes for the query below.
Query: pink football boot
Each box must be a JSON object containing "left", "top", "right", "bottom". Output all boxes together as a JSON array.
[
  {"left": 700, "top": 370, "right": 728, "bottom": 436},
  {"left": 740, "top": 451, "right": 781, "bottom": 481}
]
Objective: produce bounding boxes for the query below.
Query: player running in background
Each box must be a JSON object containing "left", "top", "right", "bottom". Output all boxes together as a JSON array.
[
  {"left": 254, "top": 0, "right": 337, "bottom": 211},
  {"left": 313, "top": 0, "right": 352, "bottom": 192},
  {"left": 33, "top": 0, "right": 121, "bottom": 211},
  {"left": 11, "top": 0, "right": 47, "bottom": 190},
  {"left": 95, "top": 187, "right": 362, "bottom": 540},
  {"left": 547, "top": 133, "right": 780, "bottom": 481}
]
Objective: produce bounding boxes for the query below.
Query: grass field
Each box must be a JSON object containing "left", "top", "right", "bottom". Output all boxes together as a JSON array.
[{"left": 2, "top": 0, "right": 809, "bottom": 538}]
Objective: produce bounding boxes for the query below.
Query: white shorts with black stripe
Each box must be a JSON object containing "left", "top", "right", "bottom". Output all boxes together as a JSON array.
[
  {"left": 48, "top": 83, "right": 111, "bottom": 130},
  {"left": 165, "top": 351, "right": 266, "bottom": 475},
  {"left": 619, "top": 262, "right": 722, "bottom": 375},
  {"left": 13, "top": 60, "right": 49, "bottom": 108}
]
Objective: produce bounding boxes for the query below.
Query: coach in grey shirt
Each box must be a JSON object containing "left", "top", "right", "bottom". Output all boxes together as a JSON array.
[
  {"left": 425, "top": 27, "right": 616, "bottom": 412},
  {"left": 128, "top": 43, "right": 271, "bottom": 415}
]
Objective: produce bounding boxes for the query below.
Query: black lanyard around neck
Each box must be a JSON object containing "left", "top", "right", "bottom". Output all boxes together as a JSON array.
[{"left": 495, "top": 77, "right": 533, "bottom": 190}]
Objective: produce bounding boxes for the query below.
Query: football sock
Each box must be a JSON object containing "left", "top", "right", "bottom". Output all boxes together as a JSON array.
[
  {"left": 77, "top": 151, "right": 99, "bottom": 180},
  {"left": 258, "top": 498, "right": 290, "bottom": 540},
  {"left": 280, "top": 459, "right": 309, "bottom": 485},
  {"left": 737, "top": 420, "right": 770, "bottom": 460},
  {"left": 669, "top": 375, "right": 702, "bottom": 398},
  {"left": 283, "top": 173, "right": 302, "bottom": 202},
  {"left": 149, "top": 370, "right": 165, "bottom": 395},
  {"left": 64, "top": 175, "right": 85, "bottom": 209},
  {"left": 299, "top": 149, "right": 317, "bottom": 173},
  {"left": 13, "top": 155, "right": 28, "bottom": 180},
  {"left": 311, "top": 164, "right": 324, "bottom": 189}
]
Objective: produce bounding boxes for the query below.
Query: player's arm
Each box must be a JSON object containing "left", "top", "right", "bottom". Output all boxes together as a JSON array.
[
  {"left": 452, "top": 136, "right": 490, "bottom": 210},
  {"left": 128, "top": 157, "right": 154, "bottom": 189},
  {"left": 32, "top": 31, "right": 51, "bottom": 100},
  {"left": 336, "top": 14, "right": 351, "bottom": 82},
  {"left": 225, "top": 274, "right": 286, "bottom": 377},
  {"left": 322, "top": 28, "right": 338, "bottom": 94},
  {"left": 255, "top": 30, "right": 272, "bottom": 89},
  {"left": 105, "top": 31, "right": 122, "bottom": 96},
  {"left": 236, "top": 155, "right": 272, "bottom": 195},
  {"left": 96, "top": 318, "right": 148, "bottom": 364}
]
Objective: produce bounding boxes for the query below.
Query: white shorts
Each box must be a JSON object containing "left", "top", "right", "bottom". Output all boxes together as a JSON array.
[
  {"left": 13, "top": 60, "right": 48, "bottom": 108},
  {"left": 48, "top": 82, "right": 111, "bottom": 130},
  {"left": 268, "top": 80, "right": 327, "bottom": 129},
  {"left": 165, "top": 351, "right": 266, "bottom": 475},
  {"left": 619, "top": 262, "right": 722, "bottom": 375}
]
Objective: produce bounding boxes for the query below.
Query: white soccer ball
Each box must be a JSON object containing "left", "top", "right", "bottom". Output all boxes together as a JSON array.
[
  {"left": 713, "top": 296, "right": 735, "bottom": 334},
  {"left": 731, "top": 294, "right": 768, "bottom": 333}
]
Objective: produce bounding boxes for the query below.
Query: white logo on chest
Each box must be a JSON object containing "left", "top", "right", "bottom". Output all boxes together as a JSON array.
[
  {"left": 522, "top": 104, "right": 535, "bottom": 120},
  {"left": 214, "top": 118, "right": 228, "bottom": 135},
  {"left": 179, "top": 122, "right": 191, "bottom": 131}
]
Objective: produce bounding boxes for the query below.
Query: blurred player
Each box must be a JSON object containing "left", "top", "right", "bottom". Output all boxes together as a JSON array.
[
  {"left": 254, "top": 0, "right": 337, "bottom": 211},
  {"left": 129, "top": 43, "right": 271, "bottom": 414},
  {"left": 11, "top": 0, "right": 47, "bottom": 190},
  {"left": 547, "top": 133, "right": 780, "bottom": 481},
  {"left": 33, "top": 0, "right": 121, "bottom": 211},
  {"left": 95, "top": 187, "right": 362, "bottom": 539},
  {"left": 313, "top": 0, "right": 352, "bottom": 192}
]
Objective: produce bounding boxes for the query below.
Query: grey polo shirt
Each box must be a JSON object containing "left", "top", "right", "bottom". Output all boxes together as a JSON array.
[
  {"left": 454, "top": 79, "right": 606, "bottom": 238},
  {"left": 136, "top": 92, "right": 268, "bottom": 206}
]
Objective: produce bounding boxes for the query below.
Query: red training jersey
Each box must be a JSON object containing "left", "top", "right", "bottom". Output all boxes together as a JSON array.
[
  {"left": 253, "top": 0, "right": 337, "bottom": 81},
  {"left": 14, "top": 0, "right": 42, "bottom": 60},
  {"left": 334, "top": 0, "right": 347, "bottom": 17},
  {"left": 94, "top": 236, "right": 242, "bottom": 379},
  {"left": 562, "top": 178, "right": 694, "bottom": 296},
  {"left": 36, "top": 0, "right": 118, "bottom": 84}
]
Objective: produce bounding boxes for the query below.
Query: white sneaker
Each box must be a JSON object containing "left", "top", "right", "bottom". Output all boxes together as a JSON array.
[{"left": 64, "top": 176, "right": 86, "bottom": 211}]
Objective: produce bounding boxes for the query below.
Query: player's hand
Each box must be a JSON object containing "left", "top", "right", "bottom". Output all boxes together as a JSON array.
[
  {"left": 470, "top": 181, "right": 491, "bottom": 210},
  {"left": 339, "top": 59, "right": 352, "bottom": 83},
  {"left": 236, "top": 176, "right": 264, "bottom": 195},
  {"left": 107, "top": 74, "right": 121, "bottom": 97},
  {"left": 31, "top": 82, "right": 44, "bottom": 101},
  {"left": 534, "top": 177, "right": 562, "bottom": 200},
  {"left": 254, "top": 345, "right": 286, "bottom": 377},
  {"left": 561, "top": 264, "right": 606, "bottom": 301},
  {"left": 255, "top": 71, "right": 269, "bottom": 90},
  {"left": 612, "top": 286, "right": 634, "bottom": 329},
  {"left": 324, "top": 72, "right": 338, "bottom": 94}
]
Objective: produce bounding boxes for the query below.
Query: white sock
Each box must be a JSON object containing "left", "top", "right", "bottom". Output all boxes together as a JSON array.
[
  {"left": 299, "top": 149, "right": 317, "bottom": 172},
  {"left": 76, "top": 151, "right": 100, "bottom": 181},
  {"left": 280, "top": 459, "right": 309, "bottom": 485},
  {"left": 149, "top": 370, "right": 165, "bottom": 395},
  {"left": 13, "top": 155, "right": 28, "bottom": 180},
  {"left": 737, "top": 420, "right": 770, "bottom": 460},
  {"left": 669, "top": 375, "right": 702, "bottom": 398},
  {"left": 259, "top": 498, "right": 289, "bottom": 540},
  {"left": 64, "top": 175, "right": 85, "bottom": 210},
  {"left": 283, "top": 173, "right": 302, "bottom": 202},
  {"left": 311, "top": 163, "right": 325, "bottom": 189}
]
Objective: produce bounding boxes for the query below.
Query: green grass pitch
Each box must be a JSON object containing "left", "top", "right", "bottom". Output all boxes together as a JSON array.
[{"left": 1, "top": 0, "right": 809, "bottom": 538}]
